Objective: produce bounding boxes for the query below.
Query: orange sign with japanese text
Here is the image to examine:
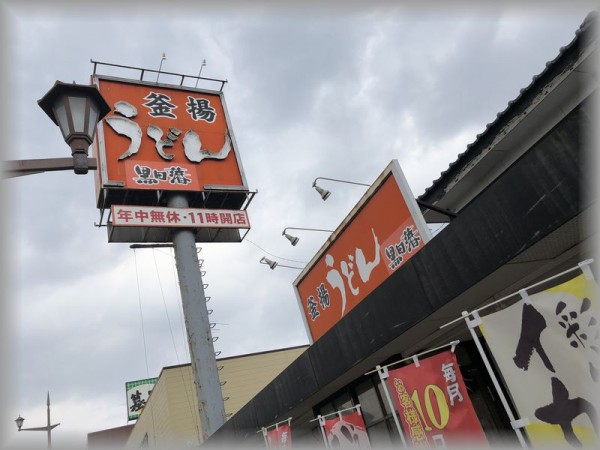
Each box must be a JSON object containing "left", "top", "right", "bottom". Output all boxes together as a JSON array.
[
  {"left": 92, "top": 76, "right": 247, "bottom": 203},
  {"left": 293, "top": 160, "right": 431, "bottom": 343}
]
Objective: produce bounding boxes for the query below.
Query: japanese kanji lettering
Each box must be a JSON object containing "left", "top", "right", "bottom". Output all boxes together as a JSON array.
[
  {"left": 307, "top": 296, "right": 319, "bottom": 321},
  {"left": 116, "top": 209, "right": 133, "bottom": 222},
  {"left": 317, "top": 283, "right": 330, "bottom": 310},
  {"left": 403, "top": 225, "right": 421, "bottom": 252},
  {"left": 385, "top": 225, "right": 422, "bottom": 270},
  {"left": 441, "top": 362, "right": 457, "bottom": 383},
  {"left": 534, "top": 377, "right": 598, "bottom": 447},
  {"left": 150, "top": 210, "right": 166, "bottom": 223},
  {"left": 446, "top": 383, "right": 463, "bottom": 406},
  {"left": 168, "top": 166, "right": 192, "bottom": 185},
  {"left": 166, "top": 211, "right": 180, "bottom": 223},
  {"left": 513, "top": 303, "right": 556, "bottom": 373},
  {"left": 143, "top": 92, "right": 177, "bottom": 118},
  {"left": 186, "top": 96, "right": 216, "bottom": 122},
  {"left": 133, "top": 165, "right": 159, "bottom": 185},
  {"left": 134, "top": 210, "right": 150, "bottom": 222},
  {"left": 130, "top": 390, "right": 146, "bottom": 412},
  {"left": 556, "top": 297, "right": 599, "bottom": 381}
]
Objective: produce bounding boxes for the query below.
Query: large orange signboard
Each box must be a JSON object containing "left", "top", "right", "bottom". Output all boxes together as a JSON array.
[
  {"left": 92, "top": 76, "right": 247, "bottom": 202},
  {"left": 294, "top": 160, "right": 431, "bottom": 343}
]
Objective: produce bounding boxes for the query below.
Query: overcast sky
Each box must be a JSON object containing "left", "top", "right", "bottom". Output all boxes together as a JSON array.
[{"left": 0, "top": 2, "right": 595, "bottom": 448}]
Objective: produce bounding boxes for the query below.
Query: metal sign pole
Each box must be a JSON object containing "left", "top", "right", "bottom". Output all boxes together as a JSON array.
[{"left": 169, "top": 193, "right": 225, "bottom": 441}]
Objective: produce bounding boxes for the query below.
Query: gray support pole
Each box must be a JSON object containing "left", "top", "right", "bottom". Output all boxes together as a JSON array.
[{"left": 169, "top": 193, "right": 225, "bottom": 441}]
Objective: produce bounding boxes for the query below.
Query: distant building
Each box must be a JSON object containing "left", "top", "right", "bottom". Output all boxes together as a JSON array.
[
  {"left": 118, "top": 345, "right": 308, "bottom": 448},
  {"left": 87, "top": 424, "right": 134, "bottom": 449}
]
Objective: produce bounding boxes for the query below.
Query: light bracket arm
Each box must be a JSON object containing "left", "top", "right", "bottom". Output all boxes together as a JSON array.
[
  {"left": 282, "top": 227, "right": 334, "bottom": 235},
  {"left": 312, "top": 177, "right": 369, "bottom": 187},
  {"left": 3, "top": 157, "right": 98, "bottom": 178}
]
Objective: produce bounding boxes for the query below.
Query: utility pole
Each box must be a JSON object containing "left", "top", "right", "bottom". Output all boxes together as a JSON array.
[{"left": 169, "top": 193, "right": 226, "bottom": 440}]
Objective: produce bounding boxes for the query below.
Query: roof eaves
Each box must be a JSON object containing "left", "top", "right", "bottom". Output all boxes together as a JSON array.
[{"left": 418, "top": 12, "right": 597, "bottom": 206}]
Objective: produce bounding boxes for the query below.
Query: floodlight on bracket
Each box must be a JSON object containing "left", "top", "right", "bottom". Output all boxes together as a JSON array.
[
  {"left": 312, "top": 177, "right": 369, "bottom": 201},
  {"left": 282, "top": 227, "right": 334, "bottom": 246},
  {"left": 259, "top": 257, "right": 302, "bottom": 270}
]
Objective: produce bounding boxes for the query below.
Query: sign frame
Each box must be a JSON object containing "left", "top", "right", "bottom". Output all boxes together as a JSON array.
[
  {"left": 125, "top": 377, "right": 158, "bottom": 421},
  {"left": 293, "top": 159, "right": 431, "bottom": 344},
  {"left": 91, "top": 74, "right": 250, "bottom": 209}
]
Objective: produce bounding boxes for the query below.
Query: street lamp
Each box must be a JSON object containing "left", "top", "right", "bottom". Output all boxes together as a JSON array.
[
  {"left": 37, "top": 80, "right": 110, "bottom": 175},
  {"left": 282, "top": 227, "right": 334, "bottom": 246},
  {"left": 312, "top": 177, "right": 369, "bottom": 200},
  {"left": 14, "top": 393, "right": 60, "bottom": 449}
]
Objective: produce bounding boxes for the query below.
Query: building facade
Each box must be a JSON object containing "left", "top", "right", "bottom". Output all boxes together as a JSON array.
[{"left": 207, "top": 13, "right": 597, "bottom": 448}]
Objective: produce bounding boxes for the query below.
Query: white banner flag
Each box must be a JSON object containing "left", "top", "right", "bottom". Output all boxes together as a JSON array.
[{"left": 480, "top": 273, "right": 598, "bottom": 447}]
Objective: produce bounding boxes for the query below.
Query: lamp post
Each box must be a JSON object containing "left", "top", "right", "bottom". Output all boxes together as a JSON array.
[
  {"left": 6, "top": 83, "right": 106, "bottom": 445},
  {"left": 282, "top": 227, "right": 334, "bottom": 246},
  {"left": 15, "top": 392, "right": 60, "bottom": 449}
]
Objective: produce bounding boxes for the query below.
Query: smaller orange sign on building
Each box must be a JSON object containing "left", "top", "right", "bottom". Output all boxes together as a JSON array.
[{"left": 293, "top": 160, "right": 431, "bottom": 343}]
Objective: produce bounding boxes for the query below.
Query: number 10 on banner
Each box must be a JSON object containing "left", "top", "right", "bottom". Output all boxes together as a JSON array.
[{"left": 411, "top": 385, "right": 450, "bottom": 431}]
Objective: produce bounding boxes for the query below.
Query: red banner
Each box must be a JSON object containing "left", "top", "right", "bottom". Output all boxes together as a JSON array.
[
  {"left": 386, "top": 350, "right": 487, "bottom": 447},
  {"left": 323, "top": 410, "right": 371, "bottom": 448},
  {"left": 266, "top": 423, "right": 292, "bottom": 449}
]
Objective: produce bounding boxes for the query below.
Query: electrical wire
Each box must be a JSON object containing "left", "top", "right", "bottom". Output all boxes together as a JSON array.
[
  {"left": 169, "top": 249, "right": 190, "bottom": 361},
  {"left": 152, "top": 249, "right": 181, "bottom": 364},
  {"left": 133, "top": 250, "right": 151, "bottom": 378},
  {"left": 159, "top": 250, "right": 200, "bottom": 440},
  {"left": 244, "top": 238, "right": 308, "bottom": 264}
]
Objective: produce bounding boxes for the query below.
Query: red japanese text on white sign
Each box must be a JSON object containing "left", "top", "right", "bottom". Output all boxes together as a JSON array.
[{"left": 111, "top": 205, "right": 250, "bottom": 229}]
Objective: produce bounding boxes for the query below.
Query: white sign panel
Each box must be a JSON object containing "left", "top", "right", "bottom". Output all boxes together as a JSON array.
[
  {"left": 126, "top": 377, "right": 158, "bottom": 421},
  {"left": 111, "top": 205, "right": 250, "bottom": 228}
]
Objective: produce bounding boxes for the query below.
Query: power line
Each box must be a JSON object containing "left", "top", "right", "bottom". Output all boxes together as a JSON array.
[{"left": 244, "top": 238, "right": 308, "bottom": 264}]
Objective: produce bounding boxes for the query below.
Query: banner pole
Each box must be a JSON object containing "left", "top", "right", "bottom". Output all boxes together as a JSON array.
[
  {"left": 376, "top": 365, "right": 408, "bottom": 448},
  {"left": 317, "top": 415, "right": 329, "bottom": 449},
  {"left": 462, "top": 311, "right": 529, "bottom": 448},
  {"left": 261, "top": 427, "right": 270, "bottom": 449}
]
